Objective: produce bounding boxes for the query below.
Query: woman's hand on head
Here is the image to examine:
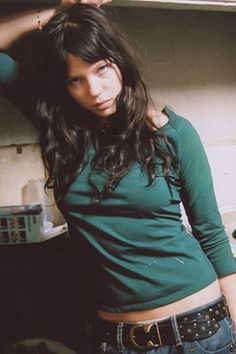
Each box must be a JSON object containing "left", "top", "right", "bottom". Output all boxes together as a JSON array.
[{"left": 61, "top": 0, "right": 112, "bottom": 7}]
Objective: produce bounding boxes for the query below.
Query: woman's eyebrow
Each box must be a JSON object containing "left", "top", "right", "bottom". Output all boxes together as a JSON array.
[{"left": 66, "top": 73, "right": 83, "bottom": 81}]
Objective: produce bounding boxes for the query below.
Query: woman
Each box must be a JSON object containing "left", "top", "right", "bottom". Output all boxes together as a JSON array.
[{"left": 0, "top": 2, "right": 236, "bottom": 353}]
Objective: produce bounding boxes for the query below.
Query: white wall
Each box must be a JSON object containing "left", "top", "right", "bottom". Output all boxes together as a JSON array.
[
  {"left": 0, "top": 95, "right": 37, "bottom": 146},
  {"left": 115, "top": 7, "right": 236, "bottom": 209}
]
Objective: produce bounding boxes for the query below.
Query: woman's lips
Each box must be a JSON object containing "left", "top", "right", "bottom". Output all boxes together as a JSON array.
[{"left": 94, "top": 98, "right": 113, "bottom": 110}]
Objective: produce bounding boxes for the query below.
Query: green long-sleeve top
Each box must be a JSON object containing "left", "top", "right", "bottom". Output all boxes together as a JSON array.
[
  {"left": 1, "top": 52, "right": 236, "bottom": 312},
  {"left": 60, "top": 107, "right": 236, "bottom": 312}
]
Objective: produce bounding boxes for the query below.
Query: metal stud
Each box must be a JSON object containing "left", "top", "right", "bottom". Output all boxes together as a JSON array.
[
  {"left": 184, "top": 317, "right": 188, "bottom": 322},
  {"left": 205, "top": 314, "right": 210, "bottom": 320},
  {"left": 195, "top": 333, "right": 199, "bottom": 338},
  {"left": 193, "top": 323, "right": 197, "bottom": 328},
  {"left": 229, "top": 344, "right": 235, "bottom": 352},
  {"left": 209, "top": 308, "right": 213, "bottom": 312},
  {"left": 201, "top": 326, "right": 206, "bottom": 332},
  {"left": 208, "top": 331, "right": 212, "bottom": 335},
  {"left": 187, "top": 328, "right": 192, "bottom": 334}
]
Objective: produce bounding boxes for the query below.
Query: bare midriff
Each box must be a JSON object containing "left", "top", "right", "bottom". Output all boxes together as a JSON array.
[{"left": 98, "top": 280, "right": 221, "bottom": 323}]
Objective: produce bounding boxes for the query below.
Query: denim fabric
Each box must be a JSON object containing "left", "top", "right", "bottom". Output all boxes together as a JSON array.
[
  {"left": 95, "top": 297, "right": 236, "bottom": 354},
  {"left": 97, "top": 317, "right": 236, "bottom": 354}
]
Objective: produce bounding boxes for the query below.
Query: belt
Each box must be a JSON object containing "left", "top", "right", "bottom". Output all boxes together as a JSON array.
[{"left": 96, "top": 297, "right": 229, "bottom": 351}]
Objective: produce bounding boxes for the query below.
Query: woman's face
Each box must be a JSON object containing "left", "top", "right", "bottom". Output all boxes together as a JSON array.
[{"left": 66, "top": 53, "right": 122, "bottom": 119}]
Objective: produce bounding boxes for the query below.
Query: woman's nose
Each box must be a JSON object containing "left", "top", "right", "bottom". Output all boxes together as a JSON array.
[{"left": 87, "top": 77, "right": 102, "bottom": 97}]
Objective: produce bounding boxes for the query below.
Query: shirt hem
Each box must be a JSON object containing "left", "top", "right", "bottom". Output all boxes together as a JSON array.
[{"left": 99, "top": 275, "right": 217, "bottom": 313}]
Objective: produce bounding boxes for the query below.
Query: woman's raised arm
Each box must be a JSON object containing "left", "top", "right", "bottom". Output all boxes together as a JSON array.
[
  {"left": 0, "top": 8, "right": 56, "bottom": 51},
  {"left": 0, "top": 0, "right": 111, "bottom": 51}
]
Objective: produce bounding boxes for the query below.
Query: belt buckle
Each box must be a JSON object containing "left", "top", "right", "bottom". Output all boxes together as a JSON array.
[{"left": 129, "top": 323, "right": 162, "bottom": 350}]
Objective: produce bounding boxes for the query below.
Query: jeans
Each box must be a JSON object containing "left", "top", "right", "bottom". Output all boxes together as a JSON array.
[{"left": 95, "top": 298, "right": 236, "bottom": 354}]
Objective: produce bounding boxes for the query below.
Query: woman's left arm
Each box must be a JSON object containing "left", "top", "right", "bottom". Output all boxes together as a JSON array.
[
  {"left": 172, "top": 111, "right": 236, "bottom": 322},
  {"left": 219, "top": 273, "right": 236, "bottom": 328}
]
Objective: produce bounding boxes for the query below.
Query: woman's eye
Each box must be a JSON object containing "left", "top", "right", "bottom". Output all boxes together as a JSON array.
[
  {"left": 98, "top": 63, "right": 108, "bottom": 73},
  {"left": 67, "top": 78, "right": 81, "bottom": 86}
]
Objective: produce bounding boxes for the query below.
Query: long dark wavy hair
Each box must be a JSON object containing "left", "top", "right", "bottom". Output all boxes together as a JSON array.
[{"left": 37, "top": 4, "right": 176, "bottom": 202}]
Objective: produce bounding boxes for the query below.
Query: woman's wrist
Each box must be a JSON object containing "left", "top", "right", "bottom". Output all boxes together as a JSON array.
[{"left": 35, "top": 7, "right": 56, "bottom": 31}]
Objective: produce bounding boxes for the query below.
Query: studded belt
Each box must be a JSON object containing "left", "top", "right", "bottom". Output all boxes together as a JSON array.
[{"left": 96, "top": 297, "right": 229, "bottom": 351}]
